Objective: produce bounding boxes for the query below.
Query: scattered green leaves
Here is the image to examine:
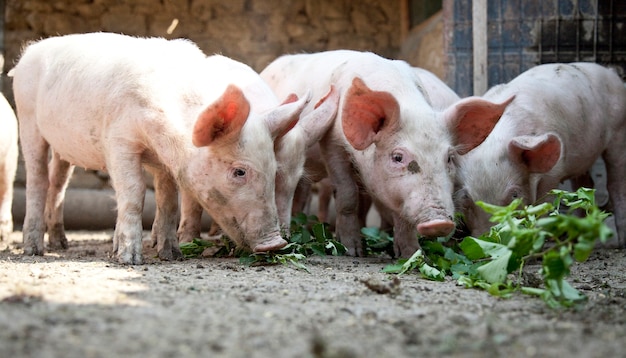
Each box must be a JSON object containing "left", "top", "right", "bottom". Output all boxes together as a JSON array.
[
  {"left": 361, "top": 226, "right": 395, "bottom": 257},
  {"left": 239, "top": 213, "right": 346, "bottom": 271},
  {"left": 180, "top": 213, "right": 347, "bottom": 271},
  {"left": 383, "top": 187, "right": 612, "bottom": 308},
  {"left": 179, "top": 238, "right": 214, "bottom": 258}
]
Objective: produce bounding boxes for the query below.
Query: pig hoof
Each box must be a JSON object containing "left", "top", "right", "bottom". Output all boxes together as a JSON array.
[
  {"left": 253, "top": 237, "right": 288, "bottom": 253},
  {"left": 117, "top": 251, "right": 143, "bottom": 265},
  {"left": 158, "top": 247, "right": 184, "bottom": 261},
  {"left": 417, "top": 219, "right": 455, "bottom": 238},
  {"left": 48, "top": 236, "right": 69, "bottom": 250},
  {"left": 23, "top": 245, "right": 44, "bottom": 256}
]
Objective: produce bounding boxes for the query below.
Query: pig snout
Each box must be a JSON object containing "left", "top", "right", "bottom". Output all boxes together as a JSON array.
[
  {"left": 417, "top": 219, "right": 455, "bottom": 238},
  {"left": 252, "top": 231, "right": 288, "bottom": 253}
]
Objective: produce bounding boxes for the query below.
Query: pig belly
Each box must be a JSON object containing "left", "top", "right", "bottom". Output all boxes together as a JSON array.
[{"left": 37, "top": 115, "right": 108, "bottom": 170}]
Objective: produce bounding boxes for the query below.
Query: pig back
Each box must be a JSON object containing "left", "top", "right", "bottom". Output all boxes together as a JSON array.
[
  {"left": 11, "top": 33, "right": 207, "bottom": 170},
  {"left": 481, "top": 62, "right": 626, "bottom": 174}
]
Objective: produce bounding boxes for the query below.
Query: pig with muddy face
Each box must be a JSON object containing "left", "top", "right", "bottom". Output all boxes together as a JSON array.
[
  {"left": 11, "top": 32, "right": 307, "bottom": 264},
  {"left": 176, "top": 86, "right": 340, "bottom": 242},
  {"left": 0, "top": 93, "right": 18, "bottom": 241},
  {"left": 455, "top": 62, "right": 626, "bottom": 246},
  {"left": 261, "top": 50, "right": 508, "bottom": 256}
]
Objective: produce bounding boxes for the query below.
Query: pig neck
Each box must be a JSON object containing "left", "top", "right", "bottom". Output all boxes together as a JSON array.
[{"left": 138, "top": 118, "right": 199, "bottom": 189}]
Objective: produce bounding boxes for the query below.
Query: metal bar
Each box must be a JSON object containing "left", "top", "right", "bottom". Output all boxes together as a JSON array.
[{"left": 472, "top": 0, "right": 488, "bottom": 95}]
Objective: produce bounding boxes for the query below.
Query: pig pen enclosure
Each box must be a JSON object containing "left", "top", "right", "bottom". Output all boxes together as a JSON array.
[{"left": 1, "top": 0, "right": 626, "bottom": 357}]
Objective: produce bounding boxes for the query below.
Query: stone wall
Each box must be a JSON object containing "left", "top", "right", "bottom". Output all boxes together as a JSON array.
[{"left": 4, "top": 0, "right": 402, "bottom": 77}]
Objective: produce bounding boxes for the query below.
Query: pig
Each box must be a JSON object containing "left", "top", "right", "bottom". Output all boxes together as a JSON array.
[
  {"left": 261, "top": 50, "right": 510, "bottom": 256},
  {"left": 454, "top": 62, "right": 626, "bottom": 247},
  {"left": 293, "top": 67, "right": 462, "bottom": 236},
  {"left": 10, "top": 32, "right": 310, "bottom": 264},
  {"left": 0, "top": 92, "right": 18, "bottom": 240},
  {"left": 176, "top": 86, "right": 340, "bottom": 242}
]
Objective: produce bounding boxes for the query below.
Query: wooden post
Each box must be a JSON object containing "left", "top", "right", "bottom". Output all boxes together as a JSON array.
[{"left": 472, "top": 0, "right": 488, "bottom": 95}]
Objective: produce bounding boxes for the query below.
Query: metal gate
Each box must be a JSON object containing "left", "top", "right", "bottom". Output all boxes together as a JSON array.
[{"left": 446, "top": 0, "right": 626, "bottom": 97}]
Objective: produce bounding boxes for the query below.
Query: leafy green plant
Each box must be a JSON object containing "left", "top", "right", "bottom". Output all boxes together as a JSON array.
[
  {"left": 361, "top": 226, "right": 395, "bottom": 257},
  {"left": 383, "top": 187, "right": 612, "bottom": 308},
  {"left": 181, "top": 213, "right": 346, "bottom": 271},
  {"left": 239, "top": 213, "right": 345, "bottom": 271},
  {"left": 179, "top": 236, "right": 238, "bottom": 259}
]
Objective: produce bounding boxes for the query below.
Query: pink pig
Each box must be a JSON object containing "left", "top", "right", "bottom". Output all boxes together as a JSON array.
[
  {"left": 261, "top": 50, "right": 510, "bottom": 256},
  {"left": 176, "top": 86, "right": 340, "bottom": 242},
  {"left": 455, "top": 62, "right": 626, "bottom": 246},
  {"left": 292, "top": 67, "right": 462, "bottom": 255},
  {"left": 11, "top": 32, "right": 309, "bottom": 264},
  {"left": 0, "top": 93, "right": 18, "bottom": 240}
]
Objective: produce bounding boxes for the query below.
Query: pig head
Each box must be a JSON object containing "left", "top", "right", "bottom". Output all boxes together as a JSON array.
[
  {"left": 341, "top": 77, "right": 513, "bottom": 255},
  {"left": 182, "top": 84, "right": 312, "bottom": 253},
  {"left": 274, "top": 87, "right": 340, "bottom": 233},
  {"left": 455, "top": 62, "right": 626, "bottom": 247}
]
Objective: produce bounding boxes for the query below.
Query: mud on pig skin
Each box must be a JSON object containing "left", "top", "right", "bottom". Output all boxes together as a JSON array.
[
  {"left": 291, "top": 67, "right": 463, "bottom": 257},
  {"left": 261, "top": 50, "right": 511, "bottom": 257},
  {"left": 10, "top": 32, "right": 308, "bottom": 264},
  {"left": 0, "top": 93, "right": 18, "bottom": 241},
  {"left": 176, "top": 85, "right": 340, "bottom": 243},
  {"left": 455, "top": 62, "right": 626, "bottom": 247}
]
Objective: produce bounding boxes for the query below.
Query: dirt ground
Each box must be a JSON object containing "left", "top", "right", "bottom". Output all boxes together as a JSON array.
[{"left": 0, "top": 230, "right": 624, "bottom": 358}]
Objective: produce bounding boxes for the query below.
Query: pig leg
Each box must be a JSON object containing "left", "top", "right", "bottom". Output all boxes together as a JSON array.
[
  {"left": 44, "top": 151, "right": 74, "bottom": 250},
  {"left": 603, "top": 147, "right": 626, "bottom": 248},
  {"left": 107, "top": 149, "right": 146, "bottom": 265},
  {"left": 177, "top": 191, "right": 203, "bottom": 243},
  {"left": 148, "top": 168, "right": 183, "bottom": 261},
  {"left": 19, "top": 113, "right": 50, "bottom": 255},
  {"left": 292, "top": 179, "right": 312, "bottom": 217},
  {"left": 569, "top": 172, "right": 594, "bottom": 191},
  {"left": 392, "top": 214, "right": 421, "bottom": 258},
  {"left": 357, "top": 187, "right": 371, "bottom": 228},
  {"left": 0, "top": 146, "right": 17, "bottom": 241},
  {"left": 317, "top": 178, "right": 333, "bottom": 224},
  {"left": 322, "top": 143, "right": 363, "bottom": 256}
]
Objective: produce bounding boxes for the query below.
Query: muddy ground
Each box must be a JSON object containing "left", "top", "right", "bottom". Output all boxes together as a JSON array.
[{"left": 0, "top": 230, "right": 624, "bottom": 358}]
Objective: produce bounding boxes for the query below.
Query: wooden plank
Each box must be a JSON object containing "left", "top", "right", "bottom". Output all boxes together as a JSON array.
[{"left": 472, "top": 0, "right": 488, "bottom": 95}]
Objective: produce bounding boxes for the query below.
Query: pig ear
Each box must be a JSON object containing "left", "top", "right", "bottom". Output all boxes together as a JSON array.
[
  {"left": 192, "top": 84, "right": 250, "bottom": 147},
  {"left": 444, "top": 95, "right": 515, "bottom": 154},
  {"left": 342, "top": 77, "right": 400, "bottom": 150},
  {"left": 300, "top": 86, "right": 340, "bottom": 147},
  {"left": 508, "top": 133, "right": 561, "bottom": 173},
  {"left": 266, "top": 90, "right": 311, "bottom": 139},
  {"left": 275, "top": 93, "right": 301, "bottom": 138}
]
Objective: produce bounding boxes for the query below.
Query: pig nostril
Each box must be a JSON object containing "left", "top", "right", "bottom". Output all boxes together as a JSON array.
[{"left": 417, "top": 219, "right": 455, "bottom": 238}]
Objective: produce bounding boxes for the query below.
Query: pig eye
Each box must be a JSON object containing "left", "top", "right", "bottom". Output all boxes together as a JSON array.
[
  {"left": 232, "top": 168, "right": 246, "bottom": 178},
  {"left": 505, "top": 186, "right": 524, "bottom": 203},
  {"left": 391, "top": 152, "right": 403, "bottom": 163}
]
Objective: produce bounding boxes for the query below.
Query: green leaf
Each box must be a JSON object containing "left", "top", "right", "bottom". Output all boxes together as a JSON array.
[
  {"left": 476, "top": 249, "right": 512, "bottom": 284},
  {"left": 573, "top": 240, "right": 594, "bottom": 262},
  {"left": 419, "top": 262, "right": 445, "bottom": 281},
  {"left": 309, "top": 243, "right": 327, "bottom": 257},
  {"left": 382, "top": 262, "right": 406, "bottom": 274},
  {"left": 542, "top": 251, "right": 569, "bottom": 281},
  {"left": 312, "top": 222, "right": 331, "bottom": 242},
  {"left": 459, "top": 237, "right": 487, "bottom": 260}
]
